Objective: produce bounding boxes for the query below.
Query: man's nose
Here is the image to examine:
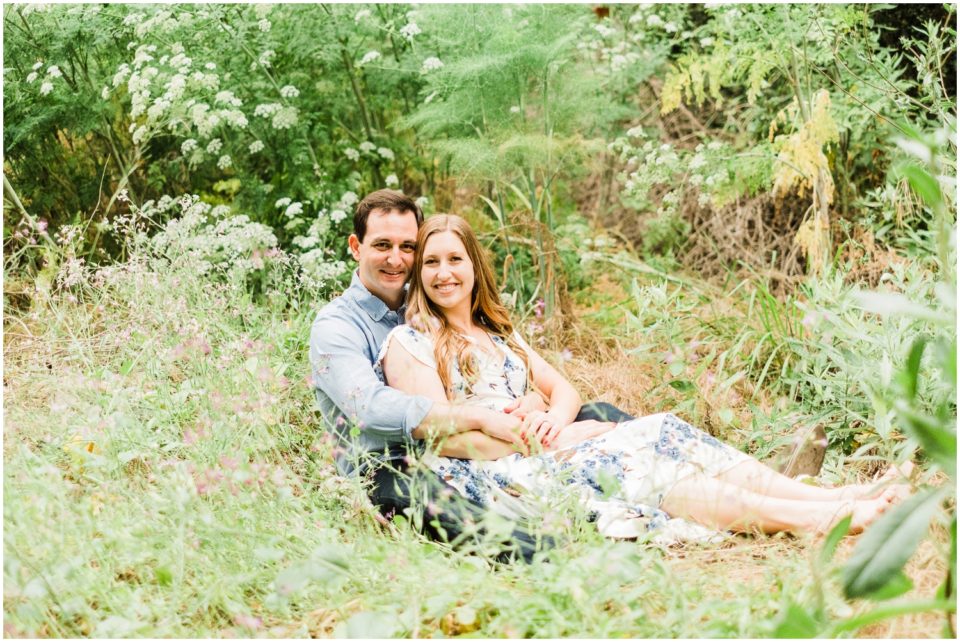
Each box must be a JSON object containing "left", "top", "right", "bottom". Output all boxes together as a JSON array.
[{"left": 386, "top": 246, "right": 402, "bottom": 265}]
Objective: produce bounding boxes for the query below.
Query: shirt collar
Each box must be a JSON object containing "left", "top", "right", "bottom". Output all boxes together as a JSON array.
[{"left": 346, "top": 270, "right": 407, "bottom": 322}]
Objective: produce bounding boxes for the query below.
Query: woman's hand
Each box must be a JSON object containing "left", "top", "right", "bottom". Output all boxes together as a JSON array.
[
  {"left": 520, "top": 410, "right": 567, "bottom": 449},
  {"left": 544, "top": 420, "right": 616, "bottom": 452},
  {"left": 502, "top": 392, "right": 547, "bottom": 420}
]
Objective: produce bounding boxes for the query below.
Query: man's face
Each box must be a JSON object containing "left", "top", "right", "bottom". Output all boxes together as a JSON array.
[{"left": 348, "top": 208, "right": 419, "bottom": 309}]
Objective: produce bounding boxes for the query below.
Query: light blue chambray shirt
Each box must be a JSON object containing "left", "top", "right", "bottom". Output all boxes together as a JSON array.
[{"left": 309, "top": 271, "right": 433, "bottom": 476}]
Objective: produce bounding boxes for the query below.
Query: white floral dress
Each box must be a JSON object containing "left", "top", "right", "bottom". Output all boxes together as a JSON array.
[{"left": 379, "top": 326, "right": 751, "bottom": 544}]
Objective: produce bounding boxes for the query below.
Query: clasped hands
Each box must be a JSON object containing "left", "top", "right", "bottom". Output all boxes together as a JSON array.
[{"left": 489, "top": 392, "right": 609, "bottom": 455}]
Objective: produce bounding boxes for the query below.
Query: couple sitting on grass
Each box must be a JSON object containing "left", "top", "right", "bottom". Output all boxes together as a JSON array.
[{"left": 310, "top": 189, "right": 912, "bottom": 562}]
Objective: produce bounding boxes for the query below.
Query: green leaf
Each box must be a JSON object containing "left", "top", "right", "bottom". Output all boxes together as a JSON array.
[
  {"left": 154, "top": 566, "right": 173, "bottom": 587},
  {"left": 843, "top": 488, "right": 944, "bottom": 599},
  {"left": 897, "top": 337, "right": 927, "bottom": 400},
  {"left": 819, "top": 514, "right": 851, "bottom": 566},
  {"left": 867, "top": 570, "right": 914, "bottom": 600},
  {"left": 894, "top": 404, "right": 957, "bottom": 478},
  {"left": 829, "top": 599, "right": 955, "bottom": 636},
  {"left": 668, "top": 360, "right": 685, "bottom": 376},
  {"left": 718, "top": 408, "right": 735, "bottom": 425},
  {"left": 772, "top": 602, "right": 819, "bottom": 638},
  {"left": 668, "top": 379, "right": 694, "bottom": 392},
  {"left": 898, "top": 163, "right": 942, "bottom": 208}
]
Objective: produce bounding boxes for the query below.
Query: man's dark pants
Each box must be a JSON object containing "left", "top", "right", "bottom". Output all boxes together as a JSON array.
[{"left": 367, "top": 401, "right": 634, "bottom": 563}]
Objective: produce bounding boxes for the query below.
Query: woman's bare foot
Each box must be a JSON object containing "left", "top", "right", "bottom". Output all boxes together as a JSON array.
[
  {"left": 833, "top": 461, "right": 915, "bottom": 502},
  {"left": 817, "top": 497, "right": 890, "bottom": 535}
]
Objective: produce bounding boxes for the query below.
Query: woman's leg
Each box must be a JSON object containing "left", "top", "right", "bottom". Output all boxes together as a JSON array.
[
  {"left": 660, "top": 472, "right": 890, "bottom": 534},
  {"left": 712, "top": 458, "right": 912, "bottom": 503}
]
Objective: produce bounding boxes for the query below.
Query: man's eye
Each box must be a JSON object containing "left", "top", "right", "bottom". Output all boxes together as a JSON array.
[
  {"left": 374, "top": 244, "right": 390, "bottom": 250},
  {"left": 401, "top": 244, "right": 416, "bottom": 253}
]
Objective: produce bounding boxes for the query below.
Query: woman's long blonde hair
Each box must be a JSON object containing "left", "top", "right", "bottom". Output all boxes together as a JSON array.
[{"left": 406, "top": 214, "right": 533, "bottom": 398}]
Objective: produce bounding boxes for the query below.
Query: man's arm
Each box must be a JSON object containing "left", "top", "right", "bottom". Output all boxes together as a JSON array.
[{"left": 310, "top": 318, "right": 433, "bottom": 441}]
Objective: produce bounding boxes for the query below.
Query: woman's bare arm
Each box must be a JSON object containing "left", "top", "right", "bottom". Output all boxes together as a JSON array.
[{"left": 381, "top": 336, "right": 527, "bottom": 458}]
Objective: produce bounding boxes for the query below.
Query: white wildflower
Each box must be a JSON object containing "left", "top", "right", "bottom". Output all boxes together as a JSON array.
[
  {"left": 400, "top": 22, "right": 421, "bottom": 40},
  {"left": 359, "top": 141, "right": 376, "bottom": 153},
  {"left": 344, "top": 147, "right": 360, "bottom": 162},
  {"left": 249, "top": 140, "right": 264, "bottom": 154},
  {"left": 284, "top": 202, "right": 304, "bottom": 217},
  {"left": 354, "top": 9, "right": 371, "bottom": 22},
  {"left": 258, "top": 18, "right": 271, "bottom": 32},
  {"left": 280, "top": 85, "right": 299, "bottom": 99},
  {"left": 330, "top": 209, "right": 348, "bottom": 223},
  {"left": 215, "top": 90, "right": 242, "bottom": 106},
  {"left": 275, "top": 197, "right": 292, "bottom": 208},
  {"left": 26, "top": 72, "right": 38, "bottom": 83},
  {"left": 688, "top": 174, "right": 704, "bottom": 186},
  {"left": 646, "top": 14, "right": 663, "bottom": 27},
  {"left": 629, "top": 12, "right": 645, "bottom": 24},
  {"left": 217, "top": 154, "right": 232, "bottom": 170},
  {"left": 700, "top": 37, "right": 715, "bottom": 47},
  {"left": 204, "top": 62, "right": 216, "bottom": 70},
  {"left": 626, "top": 125, "right": 644, "bottom": 138},
  {"left": 611, "top": 54, "right": 629, "bottom": 71},
  {"left": 131, "top": 125, "right": 149, "bottom": 144},
  {"left": 39, "top": 81, "right": 53, "bottom": 95},
  {"left": 594, "top": 23, "right": 615, "bottom": 38},
  {"left": 46, "top": 65, "right": 61, "bottom": 78},
  {"left": 254, "top": 103, "right": 281, "bottom": 118},
  {"left": 384, "top": 173, "right": 399, "bottom": 187},
  {"left": 101, "top": 86, "right": 110, "bottom": 99},
  {"left": 664, "top": 22, "right": 678, "bottom": 33},
  {"left": 181, "top": 139, "right": 198, "bottom": 154},
  {"left": 689, "top": 153, "right": 707, "bottom": 170},
  {"left": 421, "top": 56, "right": 444, "bottom": 73},
  {"left": 340, "top": 191, "right": 359, "bottom": 207},
  {"left": 32, "top": 61, "right": 44, "bottom": 70},
  {"left": 206, "top": 138, "right": 222, "bottom": 154},
  {"left": 359, "top": 50, "right": 381, "bottom": 65},
  {"left": 271, "top": 106, "right": 298, "bottom": 129},
  {"left": 377, "top": 147, "right": 394, "bottom": 161},
  {"left": 707, "top": 140, "right": 723, "bottom": 151},
  {"left": 258, "top": 50, "right": 275, "bottom": 68},
  {"left": 510, "top": 105, "right": 520, "bottom": 114}
]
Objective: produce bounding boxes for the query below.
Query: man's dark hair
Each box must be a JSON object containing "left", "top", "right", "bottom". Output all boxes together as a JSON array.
[{"left": 353, "top": 189, "right": 424, "bottom": 240}]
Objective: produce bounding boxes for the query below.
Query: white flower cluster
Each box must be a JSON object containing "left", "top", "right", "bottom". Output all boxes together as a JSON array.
[
  {"left": 359, "top": 50, "right": 381, "bottom": 66},
  {"left": 344, "top": 147, "right": 360, "bottom": 162},
  {"left": 298, "top": 249, "right": 349, "bottom": 291},
  {"left": 249, "top": 140, "right": 265, "bottom": 154},
  {"left": 421, "top": 56, "right": 444, "bottom": 73},
  {"left": 279, "top": 85, "right": 299, "bottom": 99},
  {"left": 254, "top": 102, "right": 298, "bottom": 129},
  {"left": 384, "top": 174, "right": 399, "bottom": 187},
  {"left": 400, "top": 22, "right": 421, "bottom": 40},
  {"left": 377, "top": 147, "right": 394, "bottom": 161},
  {"left": 150, "top": 196, "right": 278, "bottom": 278}
]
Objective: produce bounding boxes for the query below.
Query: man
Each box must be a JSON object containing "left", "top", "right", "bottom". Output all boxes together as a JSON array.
[{"left": 309, "top": 189, "right": 632, "bottom": 562}]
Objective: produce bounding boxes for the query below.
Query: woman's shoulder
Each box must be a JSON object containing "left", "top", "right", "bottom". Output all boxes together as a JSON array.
[{"left": 379, "top": 324, "right": 437, "bottom": 367}]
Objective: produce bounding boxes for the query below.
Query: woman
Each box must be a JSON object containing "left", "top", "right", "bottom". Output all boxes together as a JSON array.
[{"left": 379, "top": 215, "right": 909, "bottom": 541}]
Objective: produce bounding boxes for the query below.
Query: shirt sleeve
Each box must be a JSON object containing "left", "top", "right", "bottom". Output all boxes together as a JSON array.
[{"left": 310, "top": 316, "right": 433, "bottom": 441}]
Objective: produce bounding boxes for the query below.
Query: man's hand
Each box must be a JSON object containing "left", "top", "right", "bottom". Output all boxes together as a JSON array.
[
  {"left": 479, "top": 412, "right": 529, "bottom": 456},
  {"left": 503, "top": 392, "right": 547, "bottom": 419},
  {"left": 545, "top": 420, "right": 616, "bottom": 452}
]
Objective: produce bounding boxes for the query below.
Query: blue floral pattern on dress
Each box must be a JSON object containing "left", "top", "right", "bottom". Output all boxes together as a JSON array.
[{"left": 379, "top": 325, "right": 750, "bottom": 543}]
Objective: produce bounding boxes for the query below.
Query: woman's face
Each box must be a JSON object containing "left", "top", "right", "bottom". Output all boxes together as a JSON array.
[{"left": 420, "top": 230, "right": 475, "bottom": 315}]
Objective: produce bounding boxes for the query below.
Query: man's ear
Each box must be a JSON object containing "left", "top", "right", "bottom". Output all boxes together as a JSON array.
[{"left": 348, "top": 234, "right": 361, "bottom": 261}]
